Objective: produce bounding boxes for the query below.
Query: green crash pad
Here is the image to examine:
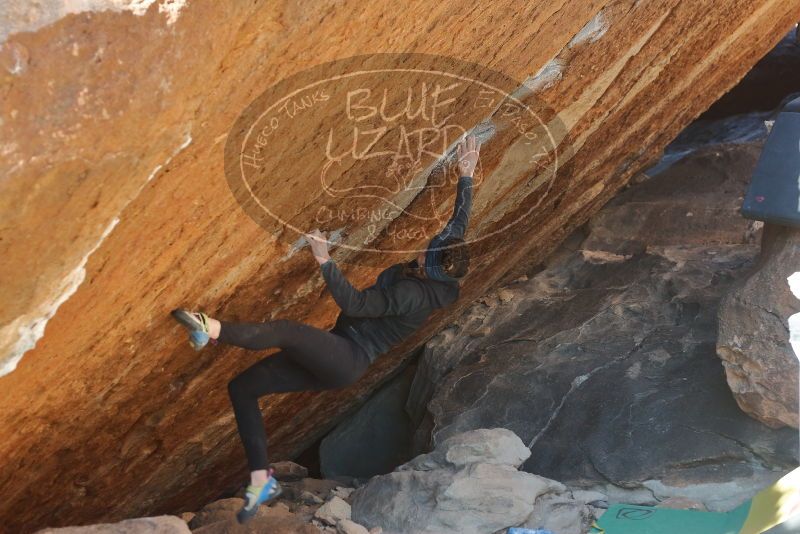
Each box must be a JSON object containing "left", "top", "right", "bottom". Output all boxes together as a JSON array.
[
  {"left": 590, "top": 502, "right": 751, "bottom": 534},
  {"left": 591, "top": 467, "right": 800, "bottom": 534}
]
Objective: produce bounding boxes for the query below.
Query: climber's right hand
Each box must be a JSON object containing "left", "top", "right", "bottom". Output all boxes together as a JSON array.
[{"left": 457, "top": 134, "right": 480, "bottom": 178}]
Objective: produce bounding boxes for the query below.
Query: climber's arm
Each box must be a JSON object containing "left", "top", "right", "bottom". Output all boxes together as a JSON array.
[
  {"left": 319, "top": 259, "right": 386, "bottom": 317},
  {"left": 306, "top": 229, "right": 428, "bottom": 317},
  {"left": 318, "top": 259, "right": 427, "bottom": 317},
  {"left": 432, "top": 134, "right": 480, "bottom": 242},
  {"left": 433, "top": 175, "right": 473, "bottom": 242}
]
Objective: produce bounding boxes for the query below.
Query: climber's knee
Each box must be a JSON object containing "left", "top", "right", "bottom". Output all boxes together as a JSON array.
[{"left": 227, "top": 374, "right": 249, "bottom": 402}]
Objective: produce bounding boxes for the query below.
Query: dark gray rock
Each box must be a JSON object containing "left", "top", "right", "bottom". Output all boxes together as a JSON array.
[
  {"left": 410, "top": 143, "right": 799, "bottom": 512},
  {"left": 702, "top": 31, "right": 800, "bottom": 119},
  {"left": 320, "top": 366, "right": 415, "bottom": 479}
]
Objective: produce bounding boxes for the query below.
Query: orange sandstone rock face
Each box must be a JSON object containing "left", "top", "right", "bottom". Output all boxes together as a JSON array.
[{"left": 0, "top": 0, "right": 798, "bottom": 531}]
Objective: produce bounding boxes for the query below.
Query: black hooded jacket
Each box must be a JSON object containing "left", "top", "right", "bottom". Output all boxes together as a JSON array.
[
  {"left": 319, "top": 176, "right": 473, "bottom": 362},
  {"left": 320, "top": 260, "right": 459, "bottom": 362}
]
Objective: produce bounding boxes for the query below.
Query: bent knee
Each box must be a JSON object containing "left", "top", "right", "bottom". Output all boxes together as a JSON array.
[{"left": 227, "top": 375, "right": 250, "bottom": 399}]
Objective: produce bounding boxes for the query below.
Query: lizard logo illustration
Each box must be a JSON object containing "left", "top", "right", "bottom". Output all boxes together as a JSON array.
[{"left": 224, "top": 53, "right": 568, "bottom": 265}]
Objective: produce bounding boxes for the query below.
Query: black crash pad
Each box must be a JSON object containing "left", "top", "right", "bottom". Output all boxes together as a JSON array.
[{"left": 741, "top": 95, "right": 800, "bottom": 228}]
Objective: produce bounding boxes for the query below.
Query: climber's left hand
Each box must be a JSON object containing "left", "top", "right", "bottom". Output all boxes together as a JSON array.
[{"left": 306, "top": 229, "right": 331, "bottom": 265}]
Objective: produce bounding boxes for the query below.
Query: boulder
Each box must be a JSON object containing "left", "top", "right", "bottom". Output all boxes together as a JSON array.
[
  {"left": 717, "top": 224, "right": 800, "bottom": 428},
  {"left": 35, "top": 516, "right": 189, "bottom": 533},
  {"left": 351, "top": 428, "right": 563, "bottom": 534},
  {"left": 410, "top": 142, "right": 799, "bottom": 512},
  {"left": 401, "top": 427, "right": 532, "bottom": 471}
]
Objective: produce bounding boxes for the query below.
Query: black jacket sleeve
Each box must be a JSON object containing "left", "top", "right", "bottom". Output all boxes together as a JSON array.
[
  {"left": 431, "top": 176, "right": 473, "bottom": 244},
  {"left": 320, "top": 260, "right": 429, "bottom": 317}
]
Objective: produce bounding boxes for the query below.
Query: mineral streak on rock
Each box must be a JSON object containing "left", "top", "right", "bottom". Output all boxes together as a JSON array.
[{"left": 1, "top": 0, "right": 799, "bottom": 531}]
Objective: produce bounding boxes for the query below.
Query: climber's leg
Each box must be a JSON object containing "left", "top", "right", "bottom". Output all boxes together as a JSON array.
[
  {"left": 228, "top": 351, "right": 321, "bottom": 523},
  {"left": 218, "top": 319, "right": 369, "bottom": 387},
  {"left": 225, "top": 325, "right": 368, "bottom": 524},
  {"left": 227, "top": 350, "right": 328, "bottom": 471},
  {"left": 224, "top": 320, "right": 369, "bottom": 468}
]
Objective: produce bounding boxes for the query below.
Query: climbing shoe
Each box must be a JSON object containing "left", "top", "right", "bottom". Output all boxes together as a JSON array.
[
  {"left": 236, "top": 471, "right": 282, "bottom": 524},
  {"left": 170, "top": 309, "right": 211, "bottom": 351}
]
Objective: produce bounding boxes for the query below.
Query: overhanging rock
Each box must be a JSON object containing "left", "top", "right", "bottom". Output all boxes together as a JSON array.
[{"left": 1, "top": 0, "right": 800, "bottom": 531}]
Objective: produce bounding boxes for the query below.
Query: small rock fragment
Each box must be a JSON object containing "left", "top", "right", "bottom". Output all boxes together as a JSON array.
[
  {"left": 479, "top": 295, "right": 500, "bottom": 307},
  {"left": 498, "top": 288, "right": 514, "bottom": 303},
  {"left": 314, "top": 496, "right": 351, "bottom": 526},
  {"left": 331, "top": 486, "right": 355, "bottom": 500},
  {"left": 336, "top": 518, "right": 369, "bottom": 534},
  {"left": 657, "top": 496, "right": 707, "bottom": 511},
  {"left": 301, "top": 490, "right": 325, "bottom": 504},
  {"left": 272, "top": 461, "right": 309, "bottom": 481},
  {"left": 189, "top": 498, "right": 244, "bottom": 529},
  {"left": 273, "top": 501, "right": 292, "bottom": 512},
  {"left": 469, "top": 326, "right": 492, "bottom": 338}
]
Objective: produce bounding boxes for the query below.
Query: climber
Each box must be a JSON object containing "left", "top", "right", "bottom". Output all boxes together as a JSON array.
[{"left": 171, "top": 134, "right": 480, "bottom": 524}]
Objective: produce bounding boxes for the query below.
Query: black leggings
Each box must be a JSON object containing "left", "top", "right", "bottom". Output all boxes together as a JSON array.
[{"left": 221, "top": 319, "right": 370, "bottom": 471}]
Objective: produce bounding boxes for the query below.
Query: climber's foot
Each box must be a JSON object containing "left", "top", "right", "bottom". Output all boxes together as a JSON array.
[
  {"left": 236, "top": 472, "right": 282, "bottom": 524},
  {"left": 170, "top": 309, "right": 211, "bottom": 351}
]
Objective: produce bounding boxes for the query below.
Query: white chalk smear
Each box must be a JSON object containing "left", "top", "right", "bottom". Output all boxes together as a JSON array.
[
  {"left": 0, "top": 217, "right": 119, "bottom": 376},
  {"left": 1, "top": 0, "right": 190, "bottom": 44},
  {"left": 158, "top": 0, "right": 187, "bottom": 25},
  {"left": 568, "top": 10, "right": 609, "bottom": 48},
  {"left": 147, "top": 134, "right": 192, "bottom": 182},
  {"left": 0, "top": 132, "right": 192, "bottom": 377},
  {"left": 524, "top": 59, "right": 565, "bottom": 93},
  {"left": 523, "top": 9, "right": 608, "bottom": 95},
  {"left": 282, "top": 227, "right": 346, "bottom": 261}
]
